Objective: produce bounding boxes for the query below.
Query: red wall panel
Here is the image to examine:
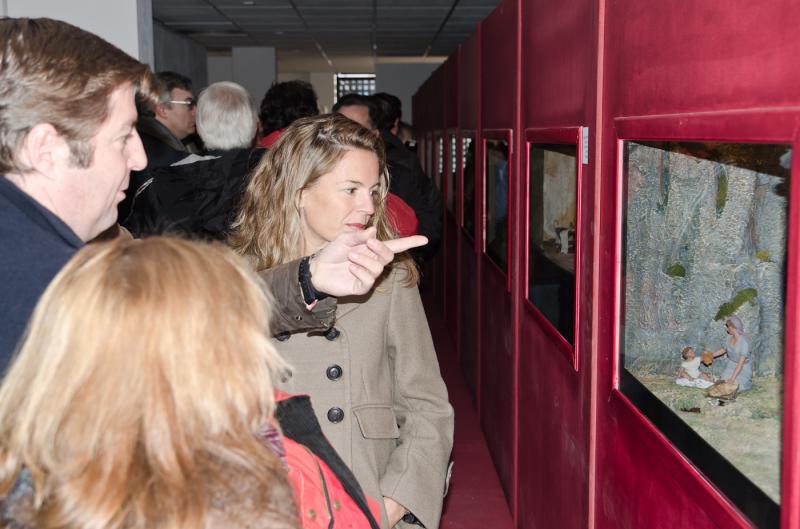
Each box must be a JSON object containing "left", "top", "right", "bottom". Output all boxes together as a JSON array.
[
  {"left": 595, "top": 1, "right": 800, "bottom": 528},
  {"left": 443, "top": 52, "right": 461, "bottom": 348},
  {"left": 458, "top": 28, "right": 482, "bottom": 405},
  {"left": 516, "top": 0, "right": 598, "bottom": 528},
  {"left": 479, "top": 0, "right": 519, "bottom": 511}
]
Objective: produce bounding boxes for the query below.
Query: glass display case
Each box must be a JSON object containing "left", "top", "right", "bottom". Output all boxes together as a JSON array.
[
  {"left": 437, "top": 134, "right": 445, "bottom": 190},
  {"left": 619, "top": 140, "right": 791, "bottom": 528},
  {"left": 484, "top": 136, "right": 510, "bottom": 273},
  {"left": 527, "top": 142, "right": 578, "bottom": 346},
  {"left": 448, "top": 131, "right": 458, "bottom": 214},
  {"left": 425, "top": 133, "right": 432, "bottom": 179},
  {"left": 462, "top": 132, "right": 476, "bottom": 239}
]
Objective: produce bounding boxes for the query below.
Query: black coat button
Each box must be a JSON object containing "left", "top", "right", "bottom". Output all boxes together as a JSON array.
[
  {"left": 326, "top": 364, "right": 343, "bottom": 380},
  {"left": 327, "top": 407, "right": 344, "bottom": 423},
  {"left": 275, "top": 331, "right": 291, "bottom": 342},
  {"left": 325, "top": 327, "right": 340, "bottom": 341}
]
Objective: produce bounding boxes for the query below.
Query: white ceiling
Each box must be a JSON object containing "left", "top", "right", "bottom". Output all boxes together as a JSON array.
[{"left": 153, "top": 0, "right": 499, "bottom": 71}]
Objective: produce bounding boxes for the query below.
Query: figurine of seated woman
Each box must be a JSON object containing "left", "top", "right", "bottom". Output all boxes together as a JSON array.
[{"left": 706, "top": 315, "right": 753, "bottom": 392}]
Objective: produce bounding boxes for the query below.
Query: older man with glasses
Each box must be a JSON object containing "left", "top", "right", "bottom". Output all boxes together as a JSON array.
[
  {"left": 137, "top": 71, "right": 198, "bottom": 167},
  {"left": 119, "top": 71, "right": 198, "bottom": 221}
]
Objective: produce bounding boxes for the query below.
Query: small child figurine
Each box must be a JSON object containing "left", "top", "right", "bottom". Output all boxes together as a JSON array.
[{"left": 676, "top": 346, "right": 715, "bottom": 388}]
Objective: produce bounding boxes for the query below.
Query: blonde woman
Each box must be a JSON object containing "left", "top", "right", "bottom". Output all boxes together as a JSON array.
[
  {"left": 231, "top": 114, "right": 454, "bottom": 529},
  {"left": 0, "top": 237, "right": 298, "bottom": 529}
]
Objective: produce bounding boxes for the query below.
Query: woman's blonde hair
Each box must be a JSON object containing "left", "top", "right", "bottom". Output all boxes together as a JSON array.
[
  {"left": 229, "top": 113, "right": 417, "bottom": 283},
  {"left": 0, "top": 237, "right": 295, "bottom": 529}
]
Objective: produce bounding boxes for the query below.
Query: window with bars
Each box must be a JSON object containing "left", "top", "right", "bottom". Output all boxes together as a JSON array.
[{"left": 335, "top": 74, "right": 376, "bottom": 100}]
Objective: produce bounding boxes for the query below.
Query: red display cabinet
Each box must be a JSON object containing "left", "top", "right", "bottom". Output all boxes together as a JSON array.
[
  {"left": 516, "top": 0, "right": 598, "bottom": 527},
  {"left": 594, "top": 2, "right": 800, "bottom": 529},
  {"left": 458, "top": 28, "right": 482, "bottom": 405},
  {"left": 443, "top": 51, "right": 461, "bottom": 349},
  {"left": 479, "top": 0, "right": 519, "bottom": 509}
]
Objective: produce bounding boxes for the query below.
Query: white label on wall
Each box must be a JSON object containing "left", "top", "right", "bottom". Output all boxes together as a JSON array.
[{"left": 582, "top": 127, "right": 589, "bottom": 165}]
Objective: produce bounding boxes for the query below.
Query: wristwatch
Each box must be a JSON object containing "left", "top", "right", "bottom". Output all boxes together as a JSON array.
[{"left": 298, "top": 255, "right": 329, "bottom": 305}]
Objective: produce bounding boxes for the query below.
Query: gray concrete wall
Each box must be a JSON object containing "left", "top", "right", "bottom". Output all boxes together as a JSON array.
[
  {"left": 6, "top": 0, "right": 149, "bottom": 62},
  {"left": 232, "top": 47, "right": 276, "bottom": 106},
  {"left": 154, "top": 21, "right": 208, "bottom": 89},
  {"left": 375, "top": 62, "right": 440, "bottom": 124}
]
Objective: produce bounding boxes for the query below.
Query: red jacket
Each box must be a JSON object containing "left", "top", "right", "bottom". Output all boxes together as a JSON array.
[
  {"left": 258, "top": 128, "right": 285, "bottom": 148},
  {"left": 385, "top": 193, "right": 419, "bottom": 237},
  {"left": 275, "top": 393, "right": 382, "bottom": 529}
]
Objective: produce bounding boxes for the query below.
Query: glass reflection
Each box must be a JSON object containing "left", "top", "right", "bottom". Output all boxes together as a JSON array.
[
  {"left": 448, "top": 133, "right": 458, "bottom": 214},
  {"left": 485, "top": 138, "right": 509, "bottom": 271},
  {"left": 620, "top": 141, "right": 790, "bottom": 527},
  {"left": 463, "top": 133, "right": 476, "bottom": 238},
  {"left": 437, "top": 135, "right": 445, "bottom": 190},
  {"left": 528, "top": 144, "right": 577, "bottom": 344}
]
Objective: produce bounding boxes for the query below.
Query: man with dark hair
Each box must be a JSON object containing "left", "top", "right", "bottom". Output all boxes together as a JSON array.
[
  {"left": 372, "top": 92, "right": 403, "bottom": 135},
  {"left": 0, "top": 18, "right": 428, "bottom": 374},
  {"left": 334, "top": 93, "right": 443, "bottom": 262},
  {"left": 333, "top": 93, "right": 377, "bottom": 133},
  {"left": 258, "top": 80, "right": 318, "bottom": 148}
]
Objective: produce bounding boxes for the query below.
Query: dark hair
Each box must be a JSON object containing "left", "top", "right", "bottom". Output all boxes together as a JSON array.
[
  {"left": 0, "top": 18, "right": 155, "bottom": 173},
  {"left": 332, "top": 93, "right": 378, "bottom": 130},
  {"left": 372, "top": 92, "right": 402, "bottom": 132},
  {"left": 156, "top": 71, "right": 193, "bottom": 104},
  {"left": 259, "top": 80, "right": 318, "bottom": 135}
]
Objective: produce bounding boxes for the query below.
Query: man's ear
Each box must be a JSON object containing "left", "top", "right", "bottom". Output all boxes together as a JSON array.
[
  {"left": 154, "top": 103, "right": 169, "bottom": 120},
  {"left": 17, "top": 123, "right": 71, "bottom": 178}
]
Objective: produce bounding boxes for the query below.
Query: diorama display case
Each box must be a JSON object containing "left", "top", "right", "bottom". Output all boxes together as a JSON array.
[
  {"left": 524, "top": 127, "right": 585, "bottom": 370},
  {"left": 462, "top": 129, "right": 477, "bottom": 241},
  {"left": 612, "top": 112, "right": 800, "bottom": 529},
  {"left": 482, "top": 129, "right": 513, "bottom": 291},
  {"left": 436, "top": 132, "right": 445, "bottom": 191},
  {"left": 447, "top": 128, "right": 459, "bottom": 215}
]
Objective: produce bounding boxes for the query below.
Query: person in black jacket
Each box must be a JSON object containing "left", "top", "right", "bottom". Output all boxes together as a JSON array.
[
  {"left": 125, "top": 81, "right": 264, "bottom": 239},
  {"left": 334, "top": 93, "right": 442, "bottom": 263}
]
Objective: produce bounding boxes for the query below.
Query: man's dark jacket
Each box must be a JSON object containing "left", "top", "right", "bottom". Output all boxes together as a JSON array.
[
  {"left": 118, "top": 116, "right": 188, "bottom": 224},
  {"left": 124, "top": 148, "right": 265, "bottom": 240},
  {"left": 0, "top": 177, "right": 83, "bottom": 373},
  {"left": 381, "top": 130, "right": 442, "bottom": 262}
]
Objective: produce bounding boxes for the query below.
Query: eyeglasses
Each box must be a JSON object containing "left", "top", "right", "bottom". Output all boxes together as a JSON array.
[{"left": 168, "top": 99, "right": 197, "bottom": 109}]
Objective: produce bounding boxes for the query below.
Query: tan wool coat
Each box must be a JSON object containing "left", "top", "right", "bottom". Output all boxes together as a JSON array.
[{"left": 272, "top": 268, "right": 454, "bottom": 529}]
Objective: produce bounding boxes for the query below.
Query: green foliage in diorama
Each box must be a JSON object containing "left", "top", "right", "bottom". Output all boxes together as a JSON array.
[
  {"left": 756, "top": 250, "right": 771, "bottom": 262},
  {"left": 665, "top": 263, "right": 686, "bottom": 277},
  {"left": 716, "top": 170, "right": 728, "bottom": 215},
  {"left": 714, "top": 288, "right": 758, "bottom": 321}
]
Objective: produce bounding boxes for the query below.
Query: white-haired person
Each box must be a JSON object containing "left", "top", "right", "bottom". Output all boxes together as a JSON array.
[{"left": 125, "top": 81, "right": 262, "bottom": 238}]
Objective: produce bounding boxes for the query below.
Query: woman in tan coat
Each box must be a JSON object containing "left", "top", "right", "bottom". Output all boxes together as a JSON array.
[{"left": 231, "top": 114, "right": 454, "bottom": 529}]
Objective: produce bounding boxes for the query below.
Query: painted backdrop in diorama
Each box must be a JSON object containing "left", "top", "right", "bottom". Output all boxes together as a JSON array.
[{"left": 620, "top": 141, "right": 790, "bottom": 509}]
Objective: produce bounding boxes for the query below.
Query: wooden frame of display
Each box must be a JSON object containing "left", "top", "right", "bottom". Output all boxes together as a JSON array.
[
  {"left": 446, "top": 128, "right": 459, "bottom": 217},
  {"left": 611, "top": 110, "right": 800, "bottom": 529},
  {"left": 523, "top": 126, "right": 584, "bottom": 371},
  {"left": 482, "top": 128, "right": 513, "bottom": 292},
  {"left": 460, "top": 129, "right": 477, "bottom": 243}
]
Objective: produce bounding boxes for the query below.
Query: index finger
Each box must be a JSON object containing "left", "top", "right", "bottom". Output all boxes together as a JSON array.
[{"left": 383, "top": 235, "right": 428, "bottom": 254}]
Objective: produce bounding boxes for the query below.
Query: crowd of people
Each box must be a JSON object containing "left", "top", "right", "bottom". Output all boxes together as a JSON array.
[{"left": 0, "top": 17, "right": 452, "bottom": 529}]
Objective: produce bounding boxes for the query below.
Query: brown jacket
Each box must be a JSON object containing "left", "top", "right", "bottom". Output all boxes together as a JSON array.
[
  {"left": 273, "top": 269, "right": 454, "bottom": 529},
  {"left": 260, "top": 258, "right": 337, "bottom": 332}
]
